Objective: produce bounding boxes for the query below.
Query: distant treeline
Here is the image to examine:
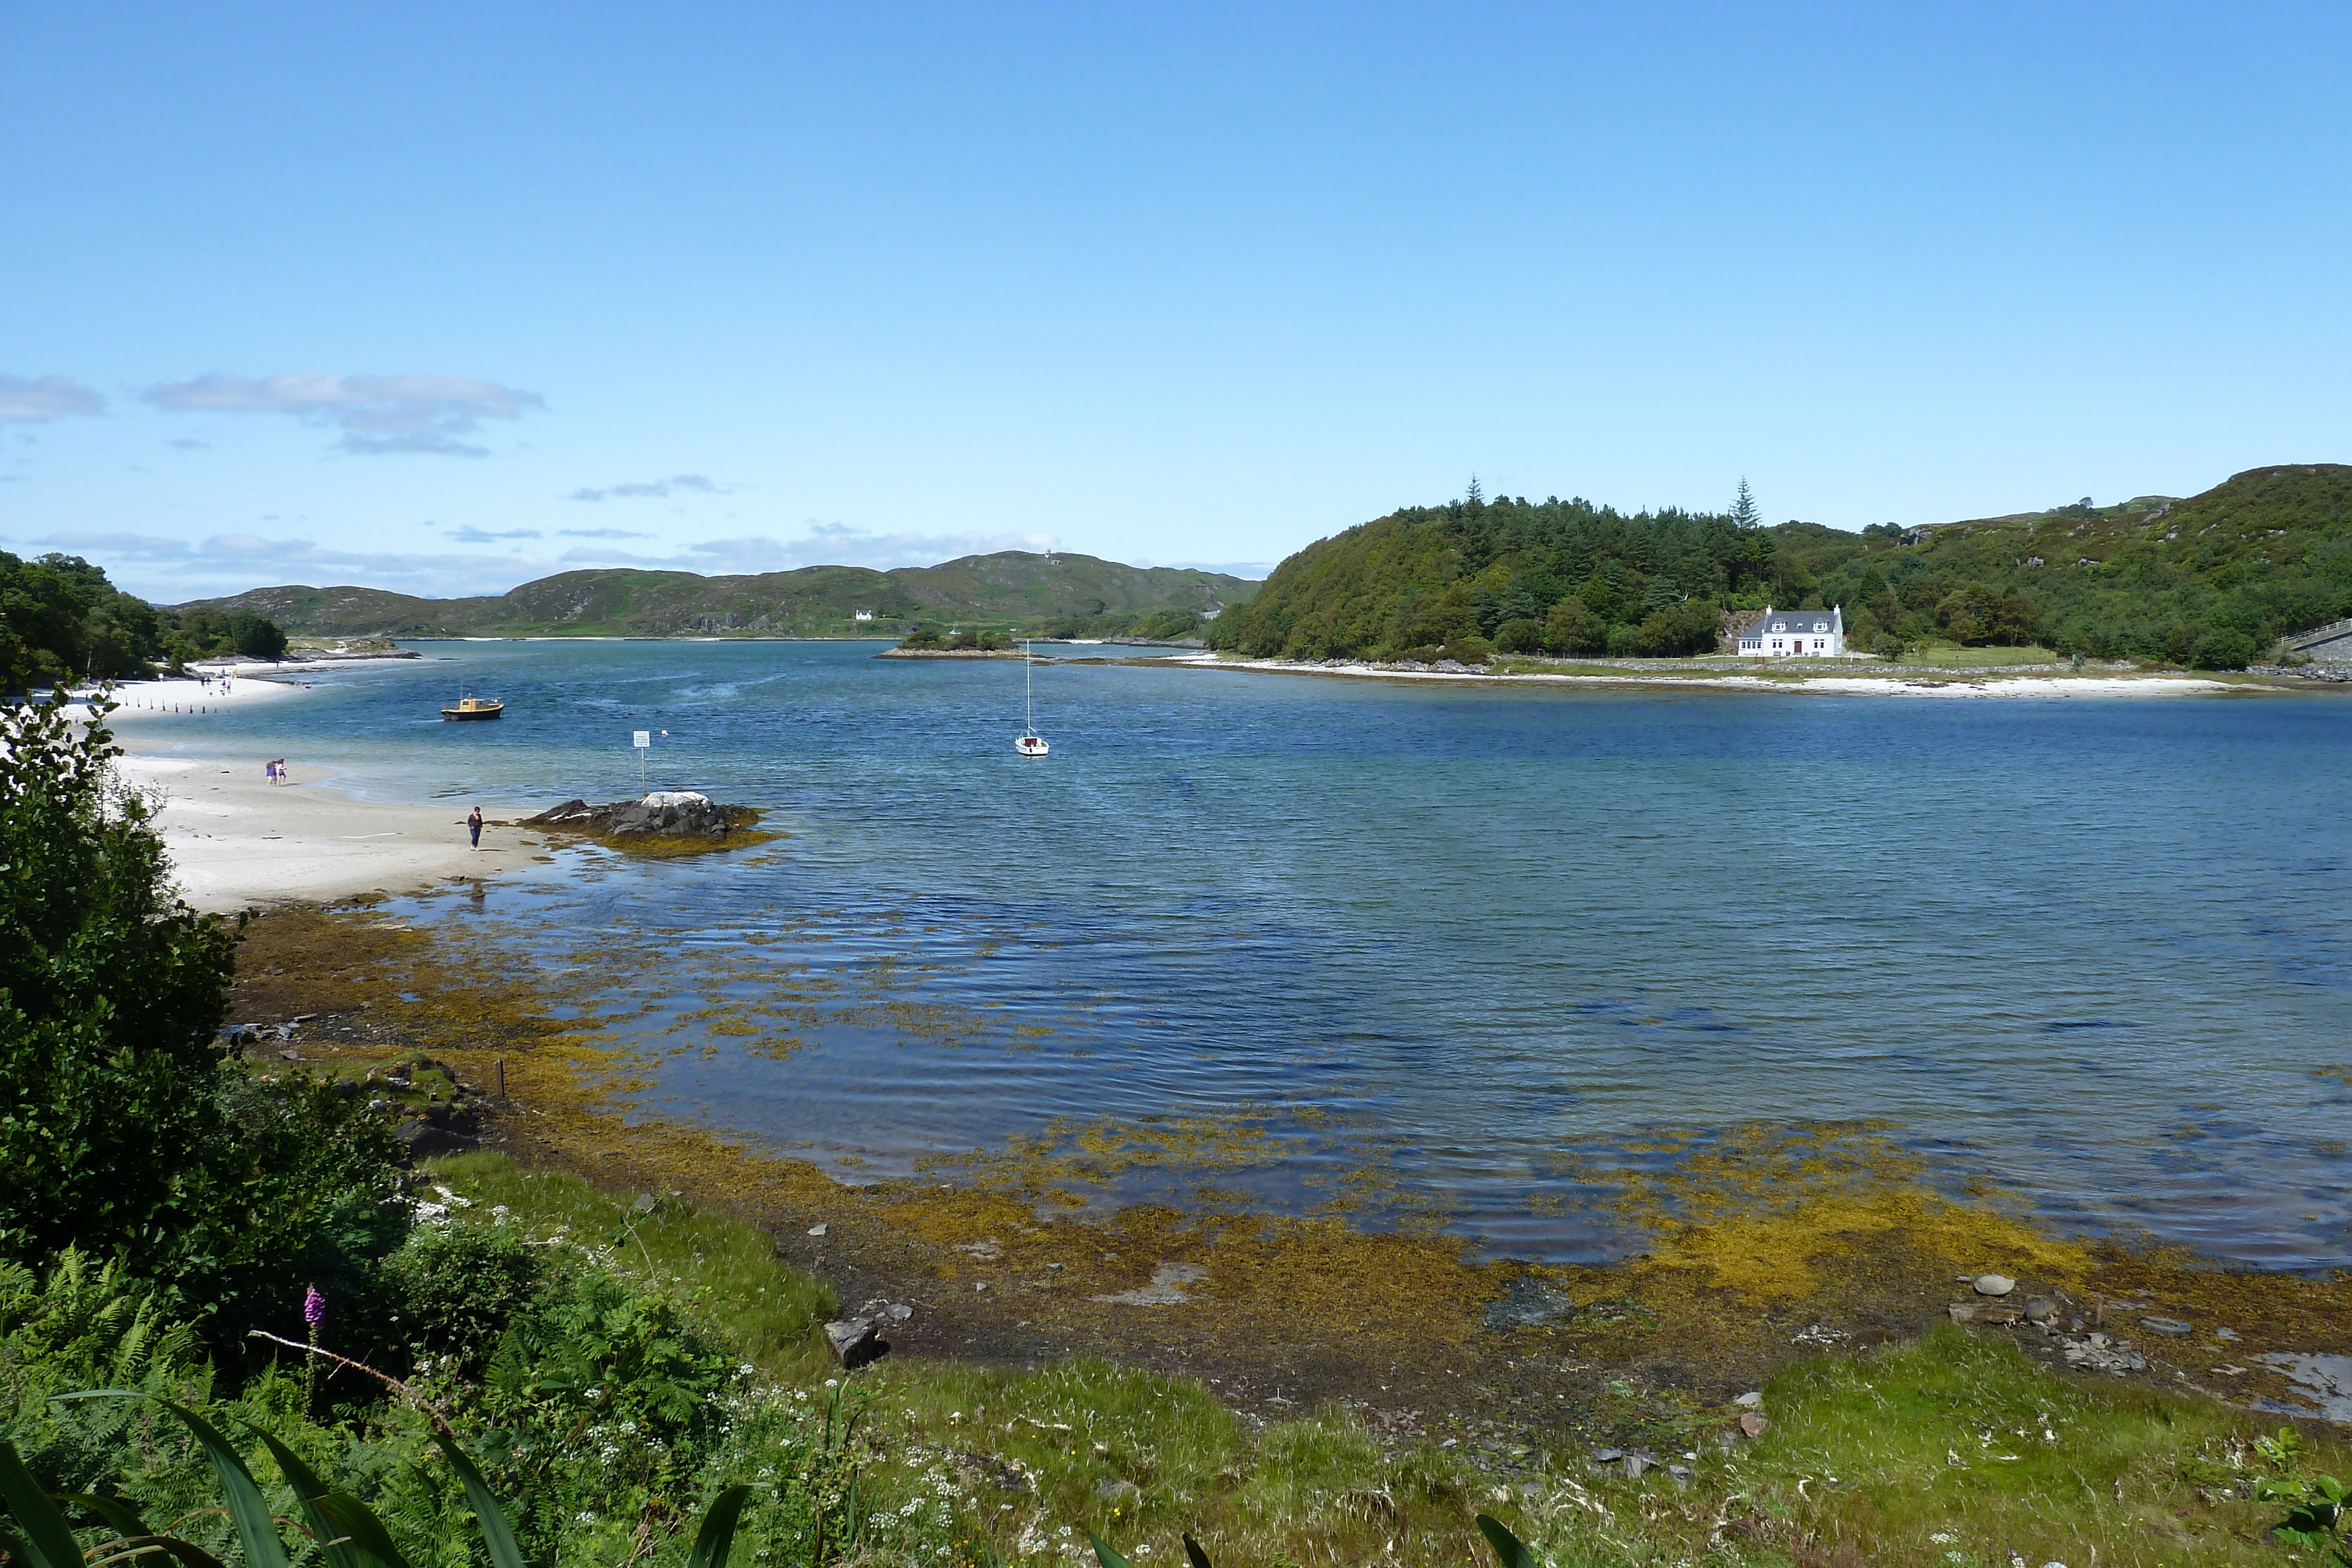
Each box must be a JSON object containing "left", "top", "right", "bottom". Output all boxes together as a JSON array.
[
  {"left": 1, "top": 551, "right": 289, "bottom": 692},
  {"left": 1208, "top": 465, "right": 2352, "bottom": 668},
  {"left": 898, "top": 606, "right": 1204, "bottom": 649}
]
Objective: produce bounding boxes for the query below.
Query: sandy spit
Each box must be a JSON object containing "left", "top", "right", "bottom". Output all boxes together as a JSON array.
[
  {"left": 76, "top": 672, "right": 548, "bottom": 912},
  {"left": 108, "top": 751, "right": 548, "bottom": 913},
  {"left": 1162, "top": 652, "right": 2256, "bottom": 699}
]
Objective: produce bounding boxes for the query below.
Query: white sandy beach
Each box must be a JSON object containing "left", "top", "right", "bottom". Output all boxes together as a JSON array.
[
  {"left": 107, "top": 751, "right": 549, "bottom": 912},
  {"left": 108, "top": 751, "right": 549, "bottom": 912},
  {"left": 85, "top": 674, "right": 550, "bottom": 911},
  {"left": 1167, "top": 651, "right": 2258, "bottom": 698}
]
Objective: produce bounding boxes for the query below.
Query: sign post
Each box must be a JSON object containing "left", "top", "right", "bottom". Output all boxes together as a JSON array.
[{"left": 633, "top": 730, "right": 650, "bottom": 792}]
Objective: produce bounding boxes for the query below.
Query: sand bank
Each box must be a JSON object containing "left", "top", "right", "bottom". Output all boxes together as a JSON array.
[
  {"left": 111, "top": 751, "right": 547, "bottom": 912},
  {"left": 1165, "top": 651, "right": 2259, "bottom": 698}
]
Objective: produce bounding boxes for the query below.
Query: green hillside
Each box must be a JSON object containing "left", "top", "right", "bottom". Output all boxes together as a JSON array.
[
  {"left": 1208, "top": 464, "right": 2352, "bottom": 668},
  {"left": 181, "top": 551, "right": 1255, "bottom": 638}
]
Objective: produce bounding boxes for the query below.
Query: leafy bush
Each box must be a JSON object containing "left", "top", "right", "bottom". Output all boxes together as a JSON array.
[
  {"left": 1632, "top": 600, "right": 1720, "bottom": 657},
  {"left": 2190, "top": 626, "right": 2260, "bottom": 670},
  {"left": 1543, "top": 597, "right": 1604, "bottom": 655},
  {"left": 1437, "top": 636, "right": 1491, "bottom": 664},
  {"left": 0, "top": 695, "right": 401, "bottom": 1347},
  {"left": 1491, "top": 617, "right": 1545, "bottom": 654},
  {"left": 378, "top": 1225, "right": 543, "bottom": 1379}
]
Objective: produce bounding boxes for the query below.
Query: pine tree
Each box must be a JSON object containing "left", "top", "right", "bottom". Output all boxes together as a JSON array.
[
  {"left": 1465, "top": 474, "right": 1484, "bottom": 506},
  {"left": 1731, "top": 477, "right": 1761, "bottom": 529}
]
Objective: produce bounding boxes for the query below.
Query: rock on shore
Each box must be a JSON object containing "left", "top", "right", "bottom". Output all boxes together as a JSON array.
[{"left": 523, "top": 791, "right": 757, "bottom": 841}]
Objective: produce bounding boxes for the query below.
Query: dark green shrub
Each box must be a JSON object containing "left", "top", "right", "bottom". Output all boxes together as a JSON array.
[
  {"left": 1633, "top": 599, "right": 1720, "bottom": 657},
  {"left": 0, "top": 695, "right": 403, "bottom": 1352},
  {"left": 2190, "top": 626, "right": 2260, "bottom": 670},
  {"left": 1492, "top": 617, "right": 1545, "bottom": 654},
  {"left": 380, "top": 1224, "right": 543, "bottom": 1376},
  {"left": 1544, "top": 597, "right": 1605, "bottom": 655}
]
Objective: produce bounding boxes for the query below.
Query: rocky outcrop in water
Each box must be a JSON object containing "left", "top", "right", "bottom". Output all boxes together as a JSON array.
[{"left": 523, "top": 791, "right": 758, "bottom": 841}]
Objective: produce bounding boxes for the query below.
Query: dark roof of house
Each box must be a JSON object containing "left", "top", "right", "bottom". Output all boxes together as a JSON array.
[{"left": 1738, "top": 607, "right": 1842, "bottom": 640}]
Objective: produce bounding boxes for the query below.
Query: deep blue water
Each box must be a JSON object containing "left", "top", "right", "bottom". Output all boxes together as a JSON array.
[{"left": 131, "top": 641, "right": 2352, "bottom": 1267}]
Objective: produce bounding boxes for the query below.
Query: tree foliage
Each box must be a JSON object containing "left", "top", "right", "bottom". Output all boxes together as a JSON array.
[
  {"left": 0, "top": 696, "right": 397, "bottom": 1340},
  {"left": 1210, "top": 464, "right": 2352, "bottom": 667},
  {"left": 0, "top": 552, "right": 288, "bottom": 691},
  {"left": 1207, "top": 493, "right": 1770, "bottom": 660}
]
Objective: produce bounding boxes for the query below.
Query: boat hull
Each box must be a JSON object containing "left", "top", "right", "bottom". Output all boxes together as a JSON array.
[{"left": 442, "top": 707, "right": 504, "bottom": 721}]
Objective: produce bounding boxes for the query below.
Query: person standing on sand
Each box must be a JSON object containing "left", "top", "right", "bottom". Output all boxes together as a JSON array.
[{"left": 467, "top": 805, "right": 484, "bottom": 850}]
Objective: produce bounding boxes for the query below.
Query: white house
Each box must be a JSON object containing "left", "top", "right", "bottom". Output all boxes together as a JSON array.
[
  {"left": 853, "top": 609, "right": 874, "bottom": 623},
  {"left": 1738, "top": 605, "right": 1843, "bottom": 658}
]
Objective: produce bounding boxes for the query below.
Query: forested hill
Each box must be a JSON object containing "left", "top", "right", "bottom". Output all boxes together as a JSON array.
[
  {"left": 181, "top": 551, "right": 1254, "bottom": 638},
  {"left": 1207, "top": 464, "right": 2352, "bottom": 668},
  {"left": 2, "top": 550, "right": 288, "bottom": 690}
]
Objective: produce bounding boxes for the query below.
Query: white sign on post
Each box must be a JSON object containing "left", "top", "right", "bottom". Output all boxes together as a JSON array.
[
  {"left": 633, "top": 731, "right": 650, "bottom": 748},
  {"left": 632, "top": 730, "right": 650, "bottom": 791}
]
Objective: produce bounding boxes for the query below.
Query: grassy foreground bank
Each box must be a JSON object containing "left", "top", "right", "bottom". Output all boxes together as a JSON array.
[{"left": 413, "top": 1152, "right": 2349, "bottom": 1568}]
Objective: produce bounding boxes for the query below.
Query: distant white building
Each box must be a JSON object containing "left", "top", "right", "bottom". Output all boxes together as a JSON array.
[
  {"left": 853, "top": 609, "right": 874, "bottom": 622},
  {"left": 1738, "top": 605, "right": 1843, "bottom": 657}
]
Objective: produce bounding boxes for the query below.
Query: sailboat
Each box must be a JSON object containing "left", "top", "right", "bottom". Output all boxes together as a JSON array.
[{"left": 1014, "top": 641, "right": 1049, "bottom": 756}]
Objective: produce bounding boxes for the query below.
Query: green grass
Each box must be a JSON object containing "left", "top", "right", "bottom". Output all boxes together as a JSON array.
[
  {"left": 425, "top": 1153, "right": 838, "bottom": 1379},
  {"left": 1892, "top": 641, "right": 2064, "bottom": 668},
  {"left": 1513, "top": 1325, "right": 2344, "bottom": 1567},
  {"left": 426, "top": 1156, "right": 2351, "bottom": 1568}
]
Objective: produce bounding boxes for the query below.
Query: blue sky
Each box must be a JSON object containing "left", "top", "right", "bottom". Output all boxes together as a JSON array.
[{"left": 4, "top": 4, "right": 2348, "bottom": 601}]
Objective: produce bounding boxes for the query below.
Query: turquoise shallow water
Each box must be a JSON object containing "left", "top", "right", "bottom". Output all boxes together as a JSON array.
[{"left": 133, "top": 641, "right": 2352, "bottom": 1268}]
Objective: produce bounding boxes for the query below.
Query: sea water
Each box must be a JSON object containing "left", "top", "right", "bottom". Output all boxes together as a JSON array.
[{"left": 145, "top": 640, "right": 2352, "bottom": 1268}]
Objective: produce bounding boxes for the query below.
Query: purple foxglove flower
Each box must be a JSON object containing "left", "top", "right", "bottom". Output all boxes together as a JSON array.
[{"left": 303, "top": 1286, "right": 326, "bottom": 1328}]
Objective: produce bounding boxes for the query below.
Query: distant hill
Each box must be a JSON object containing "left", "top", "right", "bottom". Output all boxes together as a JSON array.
[
  {"left": 1208, "top": 464, "right": 2352, "bottom": 669},
  {"left": 179, "top": 551, "right": 1258, "bottom": 638}
]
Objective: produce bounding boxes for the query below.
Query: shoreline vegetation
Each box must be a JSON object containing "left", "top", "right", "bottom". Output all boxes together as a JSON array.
[
  {"left": 1154, "top": 647, "right": 2337, "bottom": 698},
  {"left": 1205, "top": 464, "right": 2352, "bottom": 674}
]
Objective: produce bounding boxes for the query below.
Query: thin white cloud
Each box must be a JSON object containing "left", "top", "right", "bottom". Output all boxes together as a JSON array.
[
  {"left": 142, "top": 372, "right": 544, "bottom": 457},
  {"left": 557, "top": 522, "right": 1060, "bottom": 573},
  {"left": 558, "top": 526, "right": 653, "bottom": 539},
  {"left": 168, "top": 437, "right": 211, "bottom": 450},
  {"left": 565, "top": 473, "right": 726, "bottom": 502},
  {"left": 1161, "top": 559, "right": 1274, "bottom": 579},
  {"left": 0, "top": 374, "right": 105, "bottom": 422},
  {"left": 444, "top": 524, "right": 543, "bottom": 543}
]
